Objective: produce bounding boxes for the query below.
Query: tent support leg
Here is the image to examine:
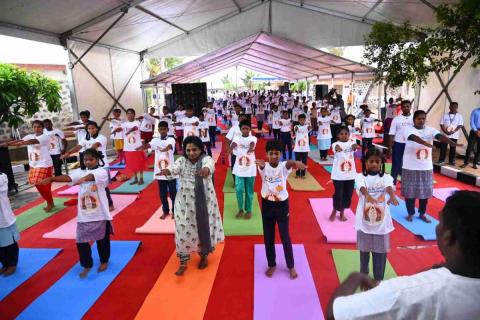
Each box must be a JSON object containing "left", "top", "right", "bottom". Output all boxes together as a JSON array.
[{"left": 426, "top": 61, "right": 466, "bottom": 114}]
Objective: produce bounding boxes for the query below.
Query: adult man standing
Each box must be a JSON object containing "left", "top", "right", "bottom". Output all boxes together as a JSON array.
[
  {"left": 439, "top": 102, "right": 464, "bottom": 165},
  {"left": 461, "top": 106, "right": 480, "bottom": 169}
]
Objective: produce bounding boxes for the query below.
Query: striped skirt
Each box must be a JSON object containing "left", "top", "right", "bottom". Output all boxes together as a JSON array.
[
  {"left": 357, "top": 231, "right": 390, "bottom": 253},
  {"left": 401, "top": 169, "right": 434, "bottom": 199}
]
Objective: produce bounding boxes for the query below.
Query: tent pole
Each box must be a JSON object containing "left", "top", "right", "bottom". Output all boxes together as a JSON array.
[{"left": 65, "top": 48, "right": 79, "bottom": 120}]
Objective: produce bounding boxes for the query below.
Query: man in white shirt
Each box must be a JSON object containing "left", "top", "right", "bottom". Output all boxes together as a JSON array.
[
  {"left": 327, "top": 190, "right": 480, "bottom": 320},
  {"left": 439, "top": 102, "right": 464, "bottom": 165}
]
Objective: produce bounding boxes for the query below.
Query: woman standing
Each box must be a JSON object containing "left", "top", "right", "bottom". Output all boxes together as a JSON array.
[{"left": 402, "top": 110, "right": 461, "bottom": 222}]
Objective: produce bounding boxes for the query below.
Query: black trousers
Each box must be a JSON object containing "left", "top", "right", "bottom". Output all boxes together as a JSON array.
[
  {"left": 405, "top": 198, "right": 428, "bottom": 216},
  {"left": 273, "top": 128, "right": 281, "bottom": 141},
  {"left": 0, "top": 241, "right": 19, "bottom": 268},
  {"left": 257, "top": 121, "right": 264, "bottom": 133},
  {"left": 331, "top": 123, "right": 340, "bottom": 143},
  {"left": 76, "top": 222, "right": 111, "bottom": 269},
  {"left": 157, "top": 179, "right": 177, "bottom": 214},
  {"left": 204, "top": 141, "right": 212, "bottom": 157},
  {"left": 261, "top": 199, "right": 294, "bottom": 269},
  {"left": 105, "top": 187, "right": 113, "bottom": 207},
  {"left": 362, "top": 138, "right": 373, "bottom": 156},
  {"left": 208, "top": 126, "right": 217, "bottom": 147},
  {"left": 79, "top": 152, "right": 86, "bottom": 170},
  {"left": 51, "top": 154, "right": 63, "bottom": 176},
  {"left": 280, "top": 132, "right": 292, "bottom": 160},
  {"left": 320, "top": 149, "right": 328, "bottom": 159},
  {"left": 360, "top": 251, "right": 387, "bottom": 281},
  {"left": 439, "top": 138, "right": 457, "bottom": 163},
  {"left": 294, "top": 152, "right": 308, "bottom": 176},
  {"left": 332, "top": 180, "right": 355, "bottom": 211},
  {"left": 464, "top": 130, "right": 480, "bottom": 165},
  {"left": 231, "top": 154, "right": 236, "bottom": 183}
]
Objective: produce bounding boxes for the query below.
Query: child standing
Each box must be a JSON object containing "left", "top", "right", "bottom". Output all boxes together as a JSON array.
[
  {"left": 355, "top": 147, "right": 398, "bottom": 281},
  {"left": 361, "top": 109, "right": 376, "bottom": 156},
  {"left": 271, "top": 105, "right": 281, "bottom": 141},
  {"left": 226, "top": 114, "right": 248, "bottom": 183},
  {"left": 139, "top": 107, "right": 159, "bottom": 144},
  {"left": 159, "top": 136, "right": 224, "bottom": 276},
  {"left": 42, "top": 148, "right": 113, "bottom": 278},
  {"left": 0, "top": 172, "right": 20, "bottom": 276},
  {"left": 256, "top": 140, "right": 305, "bottom": 279},
  {"left": 256, "top": 97, "right": 266, "bottom": 136},
  {"left": 198, "top": 113, "right": 212, "bottom": 156},
  {"left": 160, "top": 106, "right": 175, "bottom": 140},
  {"left": 291, "top": 101, "right": 302, "bottom": 127},
  {"left": 106, "top": 109, "right": 125, "bottom": 164},
  {"left": 330, "top": 126, "right": 358, "bottom": 221},
  {"left": 173, "top": 105, "right": 186, "bottom": 151},
  {"left": 343, "top": 114, "right": 357, "bottom": 143},
  {"left": 230, "top": 120, "right": 257, "bottom": 220},
  {"left": 43, "top": 119, "right": 67, "bottom": 176},
  {"left": 205, "top": 102, "right": 218, "bottom": 148},
  {"left": 293, "top": 114, "right": 310, "bottom": 178},
  {"left": 279, "top": 111, "right": 293, "bottom": 160},
  {"left": 176, "top": 106, "right": 200, "bottom": 138},
  {"left": 139, "top": 121, "right": 177, "bottom": 219},
  {"left": 317, "top": 108, "right": 332, "bottom": 161}
]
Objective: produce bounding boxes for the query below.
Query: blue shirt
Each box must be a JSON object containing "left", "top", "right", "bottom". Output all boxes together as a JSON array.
[{"left": 470, "top": 108, "right": 480, "bottom": 131}]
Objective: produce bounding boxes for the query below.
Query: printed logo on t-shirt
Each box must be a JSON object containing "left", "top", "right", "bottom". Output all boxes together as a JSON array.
[
  {"left": 199, "top": 129, "right": 208, "bottom": 138},
  {"left": 366, "top": 127, "right": 373, "bottom": 133},
  {"left": 81, "top": 186, "right": 99, "bottom": 213},
  {"left": 238, "top": 155, "right": 252, "bottom": 167},
  {"left": 49, "top": 137, "right": 57, "bottom": 150},
  {"left": 332, "top": 115, "right": 339, "bottom": 122},
  {"left": 322, "top": 128, "right": 330, "bottom": 135},
  {"left": 127, "top": 134, "right": 136, "bottom": 145},
  {"left": 363, "top": 195, "right": 385, "bottom": 225},
  {"left": 416, "top": 148, "right": 429, "bottom": 160},
  {"left": 297, "top": 138, "right": 307, "bottom": 147},
  {"left": 157, "top": 158, "right": 169, "bottom": 170},
  {"left": 339, "top": 160, "right": 353, "bottom": 173}
]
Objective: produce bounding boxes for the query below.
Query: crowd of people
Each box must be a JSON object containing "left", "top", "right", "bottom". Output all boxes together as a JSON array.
[{"left": 0, "top": 88, "right": 479, "bottom": 318}]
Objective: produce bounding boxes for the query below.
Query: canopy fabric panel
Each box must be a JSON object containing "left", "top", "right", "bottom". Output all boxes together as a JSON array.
[{"left": 141, "top": 32, "right": 373, "bottom": 85}]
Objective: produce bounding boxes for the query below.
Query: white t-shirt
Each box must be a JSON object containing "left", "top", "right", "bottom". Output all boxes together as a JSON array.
[
  {"left": 23, "top": 134, "right": 53, "bottom": 168},
  {"left": 317, "top": 116, "right": 332, "bottom": 140},
  {"left": 122, "top": 120, "right": 142, "bottom": 151},
  {"left": 348, "top": 125, "right": 358, "bottom": 142},
  {"left": 389, "top": 114, "right": 413, "bottom": 143},
  {"left": 140, "top": 113, "right": 156, "bottom": 132},
  {"left": 244, "top": 103, "right": 252, "bottom": 115},
  {"left": 174, "top": 110, "right": 186, "bottom": 129},
  {"left": 293, "top": 125, "right": 310, "bottom": 152},
  {"left": 258, "top": 162, "right": 291, "bottom": 201},
  {"left": 75, "top": 123, "right": 88, "bottom": 152},
  {"left": 271, "top": 111, "right": 281, "bottom": 129},
  {"left": 43, "top": 128, "right": 65, "bottom": 155},
  {"left": 109, "top": 118, "right": 124, "bottom": 140},
  {"left": 198, "top": 121, "right": 210, "bottom": 143},
  {"left": 80, "top": 134, "right": 109, "bottom": 167},
  {"left": 292, "top": 107, "right": 302, "bottom": 121},
  {"left": 279, "top": 119, "right": 292, "bottom": 133},
  {"left": 232, "top": 135, "right": 257, "bottom": 177},
  {"left": 333, "top": 267, "right": 480, "bottom": 320},
  {"left": 331, "top": 141, "right": 357, "bottom": 180},
  {"left": 0, "top": 173, "right": 15, "bottom": 228},
  {"left": 70, "top": 168, "right": 111, "bottom": 223},
  {"left": 362, "top": 117, "right": 376, "bottom": 138},
  {"left": 354, "top": 173, "right": 395, "bottom": 235},
  {"left": 150, "top": 137, "right": 176, "bottom": 181},
  {"left": 330, "top": 107, "right": 342, "bottom": 124},
  {"left": 182, "top": 116, "right": 199, "bottom": 137},
  {"left": 226, "top": 125, "right": 242, "bottom": 156},
  {"left": 231, "top": 113, "right": 240, "bottom": 127},
  {"left": 257, "top": 103, "right": 265, "bottom": 114},
  {"left": 403, "top": 126, "right": 440, "bottom": 171},
  {"left": 385, "top": 103, "right": 397, "bottom": 119},
  {"left": 440, "top": 113, "right": 464, "bottom": 140},
  {"left": 160, "top": 115, "right": 175, "bottom": 136},
  {"left": 205, "top": 109, "right": 216, "bottom": 127},
  {"left": 286, "top": 96, "right": 294, "bottom": 109}
]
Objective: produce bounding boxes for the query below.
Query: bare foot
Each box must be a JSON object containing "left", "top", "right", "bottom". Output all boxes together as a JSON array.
[
  {"left": 339, "top": 212, "right": 347, "bottom": 221},
  {"left": 329, "top": 209, "right": 336, "bottom": 221},
  {"left": 406, "top": 215, "right": 413, "bottom": 222},
  {"left": 265, "top": 266, "right": 276, "bottom": 277},
  {"left": 3, "top": 266, "right": 17, "bottom": 276},
  {"left": 198, "top": 256, "right": 208, "bottom": 269},
  {"left": 138, "top": 179, "right": 144, "bottom": 185},
  {"left": 109, "top": 205, "right": 115, "bottom": 212},
  {"left": 160, "top": 213, "right": 168, "bottom": 220},
  {"left": 130, "top": 180, "right": 138, "bottom": 185},
  {"left": 44, "top": 203, "right": 55, "bottom": 213},
  {"left": 419, "top": 214, "right": 431, "bottom": 223},
  {"left": 175, "top": 265, "right": 187, "bottom": 276},
  {"left": 79, "top": 267, "right": 91, "bottom": 278},
  {"left": 235, "top": 210, "right": 244, "bottom": 219},
  {"left": 98, "top": 262, "right": 108, "bottom": 272},
  {"left": 244, "top": 212, "right": 252, "bottom": 219},
  {"left": 289, "top": 268, "right": 298, "bottom": 279},
  {"left": 294, "top": 175, "right": 299, "bottom": 179}
]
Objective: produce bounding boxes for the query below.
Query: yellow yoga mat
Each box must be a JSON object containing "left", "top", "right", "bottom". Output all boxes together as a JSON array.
[
  {"left": 135, "top": 244, "right": 225, "bottom": 320},
  {"left": 287, "top": 172, "right": 325, "bottom": 191}
]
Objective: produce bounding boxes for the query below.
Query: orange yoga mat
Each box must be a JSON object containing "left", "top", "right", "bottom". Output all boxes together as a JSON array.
[{"left": 135, "top": 243, "right": 225, "bottom": 320}]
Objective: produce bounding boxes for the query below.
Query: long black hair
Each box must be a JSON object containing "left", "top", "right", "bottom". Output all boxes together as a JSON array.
[
  {"left": 85, "top": 121, "right": 100, "bottom": 140},
  {"left": 83, "top": 148, "right": 105, "bottom": 168},
  {"left": 362, "top": 147, "right": 385, "bottom": 177},
  {"left": 182, "top": 136, "right": 205, "bottom": 159}
]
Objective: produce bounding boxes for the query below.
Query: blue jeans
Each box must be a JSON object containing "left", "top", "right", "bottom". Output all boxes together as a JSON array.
[{"left": 391, "top": 142, "right": 405, "bottom": 184}]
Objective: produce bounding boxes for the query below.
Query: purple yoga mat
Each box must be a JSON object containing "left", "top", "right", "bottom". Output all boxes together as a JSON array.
[
  {"left": 254, "top": 244, "right": 324, "bottom": 320},
  {"left": 309, "top": 198, "right": 356, "bottom": 243},
  {"left": 432, "top": 187, "right": 459, "bottom": 202}
]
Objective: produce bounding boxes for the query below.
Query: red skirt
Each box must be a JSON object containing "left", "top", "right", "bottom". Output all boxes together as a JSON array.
[
  {"left": 140, "top": 130, "right": 154, "bottom": 143},
  {"left": 125, "top": 151, "right": 146, "bottom": 172}
]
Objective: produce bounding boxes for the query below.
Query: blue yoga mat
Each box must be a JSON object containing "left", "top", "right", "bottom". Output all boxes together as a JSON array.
[
  {"left": 18, "top": 241, "right": 140, "bottom": 320},
  {"left": 111, "top": 171, "right": 154, "bottom": 194},
  {"left": 390, "top": 199, "right": 439, "bottom": 240},
  {"left": 324, "top": 165, "right": 333, "bottom": 173},
  {"left": 109, "top": 163, "right": 126, "bottom": 169},
  {"left": 0, "top": 248, "right": 61, "bottom": 301},
  {"left": 309, "top": 143, "right": 318, "bottom": 151}
]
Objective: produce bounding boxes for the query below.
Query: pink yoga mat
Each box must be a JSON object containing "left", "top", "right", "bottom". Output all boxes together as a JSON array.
[
  {"left": 135, "top": 207, "right": 175, "bottom": 234},
  {"left": 57, "top": 171, "right": 119, "bottom": 195},
  {"left": 309, "top": 198, "right": 356, "bottom": 243},
  {"left": 42, "top": 194, "right": 137, "bottom": 239},
  {"left": 254, "top": 244, "right": 324, "bottom": 320},
  {"left": 432, "top": 187, "right": 459, "bottom": 202}
]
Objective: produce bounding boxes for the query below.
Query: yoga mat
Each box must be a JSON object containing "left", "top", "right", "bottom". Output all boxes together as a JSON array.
[
  {"left": 57, "top": 171, "right": 118, "bottom": 195},
  {"left": 16, "top": 198, "right": 68, "bottom": 232},
  {"left": 111, "top": 172, "right": 155, "bottom": 194},
  {"left": 109, "top": 162, "right": 126, "bottom": 169},
  {"left": 18, "top": 241, "right": 141, "bottom": 320},
  {"left": 42, "top": 195, "right": 138, "bottom": 239},
  {"left": 134, "top": 243, "right": 224, "bottom": 320},
  {"left": 308, "top": 151, "right": 333, "bottom": 165},
  {"left": 390, "top": 199, "right": 439, "bottom": 240},
  {"left": 324, "top": 165, "right": 332, "bottom": 174},
  {"left": 0, "top": 248, "right": 62, "bottom": 301},
  {"left": 223, "top": 193, "right": 263, "bottom": 236},
  {"left": 309, "top": 198, "right": 356, "bottom": 243},
  {"left": 309, "top": 143, "right": 318, "bottom": 151},
  {"left": 332, "top": 249, "right": 397, "bottom": 283},
  {"left": 432, "top": 187, "right": 459, "bottom": 202},
  {"left": 385, "top": 163, "right": 392, "bottom": 174},
  {"left": 288, "top": 172, "right": 325, "bottom": 191},
  {"left": 222, "top": 169, "right": 236, "bottom": 193},
  {"left": 24, "top": 182, "right": 66, "bottom": 193},
  {"left": 135, "top": 202, "right": 175, "bottom": 234},
  {"left": 254, "top": 244, "right": 324, "bottom": 320}
]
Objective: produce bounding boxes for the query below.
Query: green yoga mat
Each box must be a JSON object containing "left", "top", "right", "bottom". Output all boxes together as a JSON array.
[
  {"left": 385, "top": 163, "right": 392, "bottom": 174},
  {"left": 223, "top": 192, "right": 263, "bottom": 236},
  {"left": 111, "top": 172, "right": 155, "bottom": 194},
  {"left": 16, "top": 198, "right": 68, "bottom": 232},
  {"left": 332, "top": 249, "right": 397, "bottom": 283},
  {"left": 222, "top": 169, "right": 236, "bottom": 193}
]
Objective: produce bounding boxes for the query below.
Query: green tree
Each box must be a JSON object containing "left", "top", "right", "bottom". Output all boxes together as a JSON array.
[
  {"left": 328, "top": 47, "right": 345, "bottom": 57},
  {"left": 145, "top": 57, "right": 185, "bottom": 78},
  {"left": 241, "top": 70, "right": 257, "bottom": 89},
  {"left": 221, "top": 74, "right": 235, "bottom": 90},
  {"left": 0, "top": 63, "right": 62, "bottom": 128},
  {"left": 164, "top": 57, "right": 184, "bottom": 70}
]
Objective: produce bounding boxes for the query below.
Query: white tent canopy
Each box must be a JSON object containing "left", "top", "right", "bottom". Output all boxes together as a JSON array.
[{"left": 141, "top": 32, "right": 373, "bottom": 86}]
